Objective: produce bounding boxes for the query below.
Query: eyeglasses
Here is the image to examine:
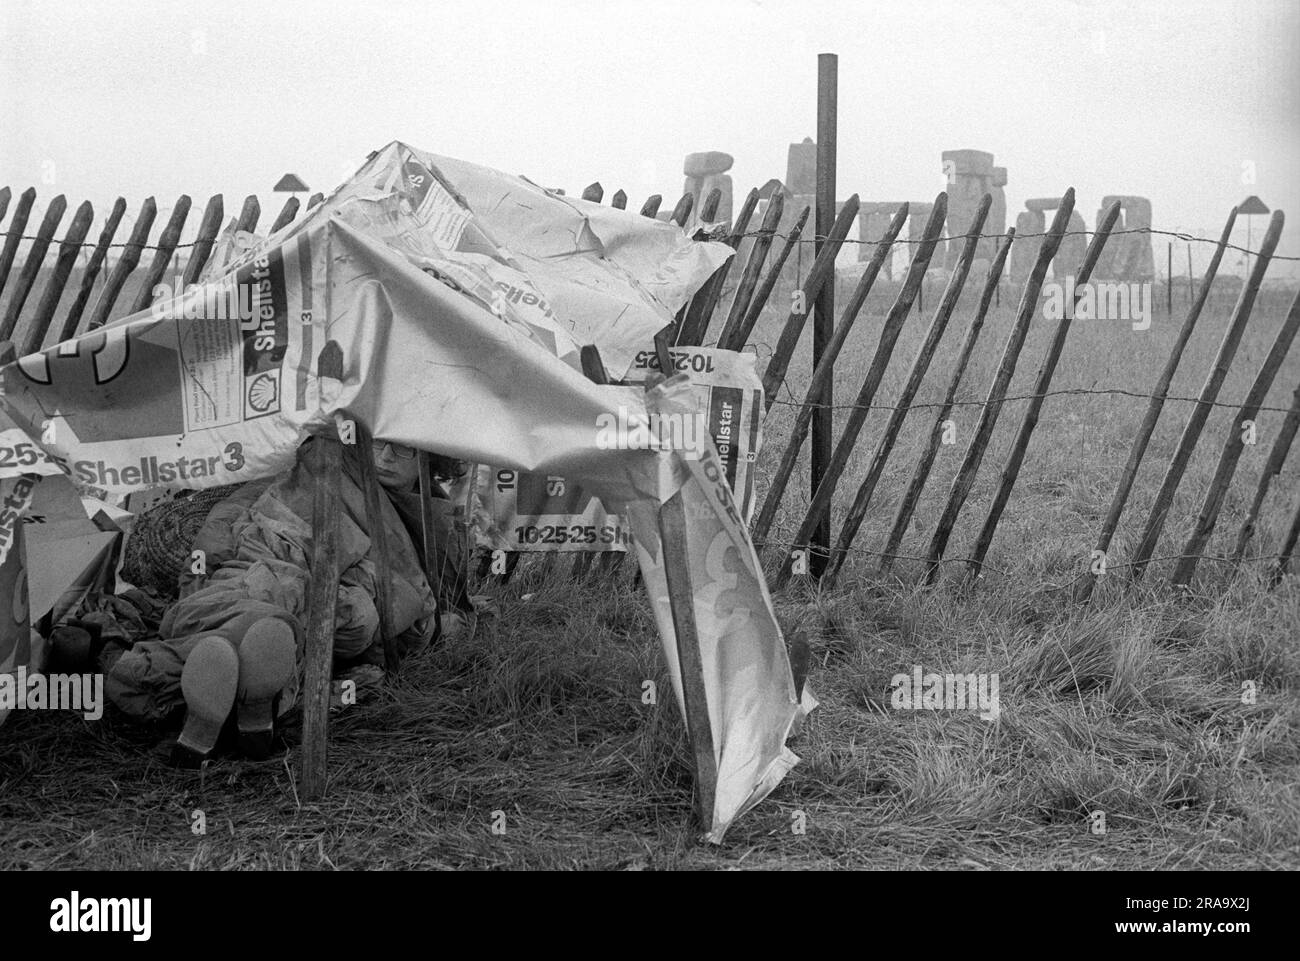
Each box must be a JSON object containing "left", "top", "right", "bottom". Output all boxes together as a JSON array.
[{"left": 373, "top": 440, "right": 417, "bottom": 460}]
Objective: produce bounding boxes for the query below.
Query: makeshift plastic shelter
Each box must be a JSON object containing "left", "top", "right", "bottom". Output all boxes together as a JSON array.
[{"left": 0, "top": 142, "right": 813, "bottom": 842}]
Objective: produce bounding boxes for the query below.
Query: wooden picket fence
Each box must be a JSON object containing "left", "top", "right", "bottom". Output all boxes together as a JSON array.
[
  {"left": 563, "top": 179, "right": 1300, "bottom": 597},
  {"left": 2, "top": 178, "right": 1298, "bottom": 826}
]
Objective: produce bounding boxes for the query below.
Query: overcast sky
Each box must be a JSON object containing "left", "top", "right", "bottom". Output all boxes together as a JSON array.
[{"left": 3, "top": 0, "right": 1298, "bottom": 275}]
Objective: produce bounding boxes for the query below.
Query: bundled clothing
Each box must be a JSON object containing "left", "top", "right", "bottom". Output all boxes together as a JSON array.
[{"left": 105, "top": 439, "right": 453, "bottom": 721}]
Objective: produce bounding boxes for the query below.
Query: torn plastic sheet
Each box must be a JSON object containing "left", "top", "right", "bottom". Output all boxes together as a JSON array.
[{"left": 0, "top": 143, "right": 808, "bottom": 841}]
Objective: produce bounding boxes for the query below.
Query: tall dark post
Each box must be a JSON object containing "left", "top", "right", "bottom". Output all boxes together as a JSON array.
[{"left": 812, "top": 52, "right": 837, "bottom": 575}]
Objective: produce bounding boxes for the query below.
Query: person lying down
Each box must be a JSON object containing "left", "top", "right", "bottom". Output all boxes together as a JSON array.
[{"left": 99, "top": 436, "right": 472, "bottom": 767}]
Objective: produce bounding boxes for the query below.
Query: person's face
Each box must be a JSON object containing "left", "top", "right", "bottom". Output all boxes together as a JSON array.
[{"left": 372, "top": 439, "right": 419, "bottom": 490}]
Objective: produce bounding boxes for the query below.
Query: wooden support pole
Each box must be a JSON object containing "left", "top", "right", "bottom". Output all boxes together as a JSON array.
[
  {"left": 0, "top": 187, "right": 36, "bottom": 302},
  {"left": 967, "top": 199, "right": 1121, "bottom": 577},
  {"left": 1166, "top": 242, "right": 1173, "bottom": 316},
  {"left": 821, "top": 195, "right": 991, "bottom": 587},
  {"left": 760, "top": 196, "right": 860, "bottom": 406},
  {"left": 1080, "top": 207, "right": 1237, "bottom": 600},
  {"left": 1232, "top": 376, "right": 1300, "bottom": 563},
  {"left": 658, "top": 490, "right": 717, "bottom": 831},
  {"left": 716, "top": 192, "right": 784, "bottom": 350},
  {"left": 0, "top": 194, "right": 66, "bottom": 342},
  {"left": 582, "top": 182, "right": 604, "bottom": 203},
  {"left": 1171, "top": 287, "right": 1300, "bottom": 586},
  {"left": 59, "top": 198, "right": 126, "bottom": 342},
  {"left": 611, "top": 189, "right": 627, "bottom": 210},
  {"left": 1129, "top": 209, "right": 1285, "bottom": 581},
  {"left": 728, "top": 206, "right": 810, "bottom": 355},
  {"left": 353, "top": 420, "right": 399, "bottom": 673},
  {"left": 22, "top": 200, "right": 93, "bottom": 355},
  {"left": 306, "top": 192, "right": 325, "bottom": 210},
  {"left": 923, "top": 190, "right": 1077, "bottom": 580},
  {"left": 676, "top": 187, "right": 759, "bottom": 347},
  {"left": 878, "top": 227, "right": 1015, "bottom": 577},
  {"left": 768, "top": 195, "right": 945, "bottom": 570},
  {"left": 128, "top": 195, "right": 192, "bottom": 315},
  {"left": 639, "top": 195, "right": 663, "bottom": 218},
  {"left": 301, "top": 341, "right": 344, "bottom": 801},
  {"left": 87, "top": 197, "right": 157, "bottom": 331},
  {"left": 180, "top": 195, "right": 225, "bottom": 287},
  {"left": 0, "top": 187, "right": 10, "bottom": 228},
  {"left": 750, "top": 202, "right": 909, "bottom": 547},
  {"left": 271, "top": 196, "right": 300, "bottom": 233},
  {"left": 812, "top": 52, "right": 839, "bottom": 577}
]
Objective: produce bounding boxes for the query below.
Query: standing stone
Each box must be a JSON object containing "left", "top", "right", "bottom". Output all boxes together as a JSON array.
[
  {"left": 941, "top": 149, "right": 997, "bottom": 270},
  {"left": 857, "top": 201, "right": 905, "bottom": 278},
  {"left": 1053, "top": 210, "right": 1087, "bottom": 281},
  {"left": 1010, "top": 209, "right": 1046, "bottom": 287},
  {"left": 785, "top": 137, "right": 817, "bottom": 197}
]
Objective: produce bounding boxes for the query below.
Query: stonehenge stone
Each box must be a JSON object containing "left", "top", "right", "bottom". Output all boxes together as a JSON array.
[
  {"left": 941, "top": 149, "right": 1005, "bottom": 270},
  {"left": 1095, "top": 195, "right": 1154, "bottom": 282},
  {"left": 785, "top": 137, "right": 817, "bottom": 196},
  {"left": 1010, "top": 209, "right": 1046, "bottom": 286},
  {"left": 683, "top": 151, "right": 734, "bottom": 178},
  {"left": 1052, "top": 210, "right": 1087, "bottom": 281}
]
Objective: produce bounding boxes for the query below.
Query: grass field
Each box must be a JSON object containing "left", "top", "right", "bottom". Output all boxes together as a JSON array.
[{"left": 1, "top": 267, "right": 1298, "bottom": 870}]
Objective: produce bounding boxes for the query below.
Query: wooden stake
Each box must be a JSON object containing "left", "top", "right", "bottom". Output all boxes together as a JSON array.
[
  {"left": 301, "top": 341, "right": 344, "bottom": 801},
  {"left": 923, "top": 190, "right": 1077, "bottom": 580},
  {"left": 86, "top": 197, "right": 157, "bottom": 331},
  {"left": 582, "top": 182, "right": 604, "bottom": 203},
  {"left": 1172, "top": 287, "right": 1300, "bottom": 586},
  {"left": 669, "top": 192, "right": 694, "bottom": 227},
  {"left": 0, "top": 194, "right": 66, "bottom": 342},
  {"left": 0, "top": 187, "right": 36, "bottom": 302},
  {"left": 716, "top": 192, "right": 784, "bottom": 350},
  {"left": 639, "top": 195, "right": 662, "bottom": 218},
  {"left": 967, "top": 199, "right": 1121, "bottom": 576},
  {"left": 822, "top": 195, "right": 991, "bottom": 586},
  {"left": 1129, "top": 209, "right": 1285, "bottom": 581},
  {"left": 657, "top": 490, "right": 717, "bottom": 831},
  {"left": 750, "top": 203, "right": 908, "bottom": 546},
  {"left": 728, "top": 206, "right": 811, "bottom": 355},
  {"left": 307, "top": 192, "right": 325, "bottom": 210},
  {"left": 1272, "top": 494, "right": 1300, "bottom": 586},
  {"left": 59, "top": 198, "right": 126, "bottom": 342},
  {"left": 21, "top": 200, "right": 93, "bottom": 355},
  {"left": 676, "top": 187, "right": 759, "bottom": 347},
  {"left": 1081, "top": 207, "right": 1237, "bottom": 600},
  {"left": 878, "top": 227, "right": 1015, "bottom": 577},
  {"left": 128, "top": 195, "right": 192, "bottom": 315},
  {"left": 180, "top": 195, "right": 225, "bottom": 287},
  {"left": 611, "top": 189, "right": 627, "bottom": 210},
  {"left": 759, "top": 196, "right": 860, "bottom": 405},
  {"left": 1232, "top": 376, "right": 1300, "bottom": 563},
  {"left": 271, "top": 196, "right": 300, "bottom": 233},
  {"left": 768, "top": 195, "right": 945, "bottom": 569}
]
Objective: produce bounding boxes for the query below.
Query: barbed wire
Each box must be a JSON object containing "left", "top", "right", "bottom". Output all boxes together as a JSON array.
[
  {"left": 731, "top": 225, "right": 1300, "bottom": 263},
  {"left": 1, "top": 223, "right": 1298, "bottom": 262},
  {"left": 765, "top": 385, "right": 1300, "bottom": 417}
]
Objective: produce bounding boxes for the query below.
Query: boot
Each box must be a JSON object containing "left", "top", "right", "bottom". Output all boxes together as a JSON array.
[
  {"left": 235, "top": 618, "right": 296, "bottom": 760},
  {"left": 170, "top": 635, "right": 239, "bottom": 768}
]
